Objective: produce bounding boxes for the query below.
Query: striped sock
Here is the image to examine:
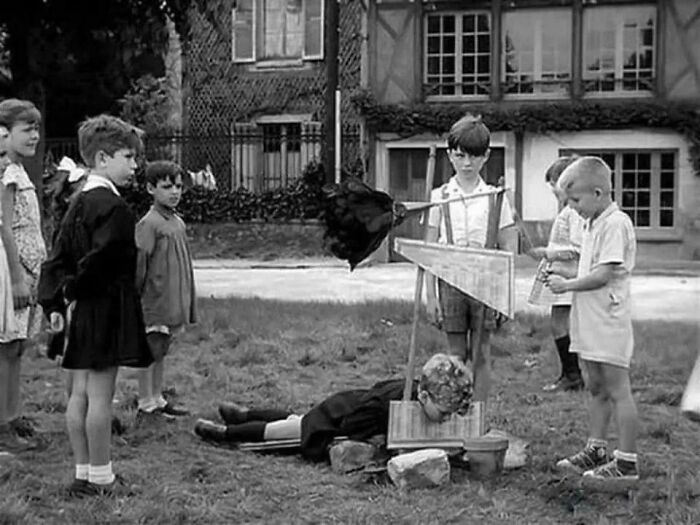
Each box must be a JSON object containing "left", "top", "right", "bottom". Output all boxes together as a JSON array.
[
  {"left": 88, "top": 462, "right": 115, "bottom": 485},
  {"left": 75, "top": 464, "right": 89, "bottom": 481}
]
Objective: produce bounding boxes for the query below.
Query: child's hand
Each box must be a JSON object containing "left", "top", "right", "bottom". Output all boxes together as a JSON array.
[
  {"left": 546, "top": 275, "right": 570, "bottom": 294},
  {"left": 49, "top": 312, "right": 65, "bottom": 333}
]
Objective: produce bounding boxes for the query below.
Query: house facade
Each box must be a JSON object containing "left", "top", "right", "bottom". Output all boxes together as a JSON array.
[
  {"left": 363, "top": 0, "right": 700, "bottom": 261},
  {"left": 182, "top": 0, "right": 364, "bottom": 191}
]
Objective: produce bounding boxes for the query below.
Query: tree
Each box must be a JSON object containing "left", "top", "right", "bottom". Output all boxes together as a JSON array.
[{"left": 2, "top": 0, "right": 228, "bottom": 182}]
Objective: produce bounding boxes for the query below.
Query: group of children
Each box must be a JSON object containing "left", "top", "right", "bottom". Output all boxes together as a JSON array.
[
  {"left": 421, "top": 115, "right": 639, "bottom": 484},
  {"left": 0, "top": 101, "right": 197, "bottom": 497},
  {"left": 0, "top": 102, "right": 640, "bottom": 497}
]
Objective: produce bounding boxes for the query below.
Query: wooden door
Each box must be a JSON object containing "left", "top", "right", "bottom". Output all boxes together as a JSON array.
[{"left": 388, "top": 147, "right": 505, "bottom": 261}]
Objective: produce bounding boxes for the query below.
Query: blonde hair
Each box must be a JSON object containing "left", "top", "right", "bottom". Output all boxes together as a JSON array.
[{"left": 560, "top": 156, "right": 612, "bottom": 193}]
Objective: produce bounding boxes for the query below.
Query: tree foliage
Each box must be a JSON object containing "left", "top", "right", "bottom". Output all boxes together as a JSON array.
[{"left": 2, "top": 0, "right": 227, "bottom": 136}]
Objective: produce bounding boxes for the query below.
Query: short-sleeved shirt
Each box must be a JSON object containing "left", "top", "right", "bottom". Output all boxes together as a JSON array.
[
  {"left": 427, "top": 176, "right": 514, "bottom": 247},
  {"left": 570, "top": 202, "right": 636, "bottom": 368},
  {"left": 530, "top": 205, "right": 585, "bottom": 307},
  {"left": 135, "top": 206, "right": 197, "bottom": 329}
]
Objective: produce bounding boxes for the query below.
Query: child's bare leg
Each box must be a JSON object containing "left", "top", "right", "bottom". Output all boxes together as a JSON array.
[
  {"left": 446, "top": 332, "right": 469, "bottom": 363},
  {"left": 5, "top": 342, "right": 22, "bottom": 422},
  {"left": 472, "top": 330, "right": 491, "bottom": 403},
  {"left": 586, "top": 361, "right": 612, "bottom": 440},
  {"left": 550, "top": 305, "right": 570, "bottom": 339},
  {"left": 153, "top": 359, "right": 165, "bottom": 401},
  {"left": 85, "top": 367, "right": 118, "bottom": 469},
  {"left": 137, "top": 364, "right": 156, "bottom": 410},
  {"left": 601, "top": 363, "right": 637, "bottom": 453},
  {"left": 263, "top": 415, "right": 302, "bottom": 441},
  {"left": 65, "top": 370, "right": 89, "bottom": 467}
]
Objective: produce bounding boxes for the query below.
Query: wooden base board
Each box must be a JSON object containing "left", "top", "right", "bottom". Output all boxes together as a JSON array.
[{"left": 387, "top": 400, "right": 485, "bottom": 450}]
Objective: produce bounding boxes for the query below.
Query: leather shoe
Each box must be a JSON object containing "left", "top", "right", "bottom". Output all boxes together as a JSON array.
[
  {"left": 195, "top": 419, "right": 228, "bottom": 442},
  {"left": 218, "top": 402, "right": 248, "bottom": 425}
]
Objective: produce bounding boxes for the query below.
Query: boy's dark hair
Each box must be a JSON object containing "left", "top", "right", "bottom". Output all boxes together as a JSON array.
[
  {"left": 0, "top": 99, "right": 41, "bottom": 129},
  {"left": 545, "top": 155, "right": 579, "bottom": 184},
  {"left": 78, "top": 114, "right": 144, "bottom": 168},
  {"left": 447, "top": 114, "right": 490, "bottom": 156},
  {"left": 145, "top": 160, "right": 183, "bottom": 186}
]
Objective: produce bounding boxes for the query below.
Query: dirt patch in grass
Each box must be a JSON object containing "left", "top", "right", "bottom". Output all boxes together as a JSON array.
[{"left": 2, "top": 299, "right": 699, "bottom": 524}]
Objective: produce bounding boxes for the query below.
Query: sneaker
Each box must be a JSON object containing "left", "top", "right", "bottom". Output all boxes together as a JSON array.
[
  {"left": 543, "top": 375, "right": 585, "bottom": 393},
  {"left": 582, "top": 458, "right": 639, "bottom": 488},
  {"left": 65, "top": 478, "right": 90, "bottom": 497},
  {"left": 159, "top": 403, "right": 189, "bottom": 417},
  {"left": 555, "top": 446, "right": 608, "bottom": 475}
]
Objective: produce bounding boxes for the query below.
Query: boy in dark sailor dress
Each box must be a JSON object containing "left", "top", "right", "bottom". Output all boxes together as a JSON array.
[
  {"left": 38, "top": 114, "right": 152, "bottom": 497},
  {"left": 195, "top": 353, "right": 473, "bottom": 462}
]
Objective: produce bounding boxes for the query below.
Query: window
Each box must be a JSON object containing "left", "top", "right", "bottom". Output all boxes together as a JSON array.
[
  {"left": 232, "top": 0, "right": 324, "bottom": 63},
  {"left": 424, "top": 12, "right": 491, "bottom": 97},
  {"left": 561, "top": 150, "right": 677, "bottom": 233},
  {"left": 231, "top": 120, "right": 321, "bottom": 190},
  {"left": 503, "top": 9, "right": 572, "bottom": 96},
  {"left": 583, "top": 6, "right": 656, "bottom": 94}
]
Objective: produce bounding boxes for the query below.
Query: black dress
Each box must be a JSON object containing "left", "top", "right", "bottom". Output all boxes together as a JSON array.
[
  {"left": 38, "top": 187, "right": 152, "bottom": 370},
  {"left": 300, "top": 379, "right": 418, "bottom": 462}
]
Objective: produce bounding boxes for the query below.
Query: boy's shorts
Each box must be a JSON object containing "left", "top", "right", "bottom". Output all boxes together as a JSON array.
[
  {"left": 438, "top": 280, "right": 501, "bottom": 333},
  {"left": 146, "top": 332, "right": 172, "bottom": 361}
]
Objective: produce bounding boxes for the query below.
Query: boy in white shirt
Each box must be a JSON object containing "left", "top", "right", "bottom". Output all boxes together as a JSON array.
[
  {"left": 549, "top": 156, "right": 639, "bottom": 485},
  {"left": 425, "top": 115, "right": 515, "bottom": 401}
]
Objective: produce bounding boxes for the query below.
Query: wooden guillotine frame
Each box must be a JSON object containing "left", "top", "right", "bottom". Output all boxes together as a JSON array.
[{"left": 387, "top": 145, "right": 515, "bottom": 450}]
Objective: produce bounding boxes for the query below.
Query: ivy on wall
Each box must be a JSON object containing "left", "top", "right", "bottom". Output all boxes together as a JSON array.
[{"left": 351, "top": 90, "right": 700, "bottom": 173}]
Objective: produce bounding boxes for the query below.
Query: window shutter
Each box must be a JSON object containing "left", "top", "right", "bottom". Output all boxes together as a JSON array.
[
  {"left": 303, "top": 0, "right": 324, "bottom": 59},
  {"left": 232, "top": 0, "right": 255, "bottom": 62},
  {"left": 300, "top": 121, "right": 322, "bottom": 168},
  {"left": 231, "top": 123, "right": 261, "bottom": 190}
]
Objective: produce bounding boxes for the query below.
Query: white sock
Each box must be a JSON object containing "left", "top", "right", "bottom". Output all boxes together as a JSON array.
[
  {"left": 587, "top": 437, "right": 607, "bottom": 449},
  {"left": 156, "top": 395, "right": 168, "bottom": 409},
  {"left": 88, "top": 462, "right": 115, "bottom": 485},
  {"left": 138, "top": 397, "right": 158, "bottom": 412},
  {"left": 75, "top": 464, "right": 89, "bottom": 481}
]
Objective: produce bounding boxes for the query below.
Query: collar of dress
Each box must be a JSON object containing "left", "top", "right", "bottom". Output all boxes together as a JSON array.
[{"left": 81, "top": 174, "right": 121, "bottom": 196}]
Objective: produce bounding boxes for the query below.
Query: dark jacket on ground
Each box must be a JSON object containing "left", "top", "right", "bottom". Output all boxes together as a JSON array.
[{"left": 300, "top": 378, "right": 418, "bottom": 462}]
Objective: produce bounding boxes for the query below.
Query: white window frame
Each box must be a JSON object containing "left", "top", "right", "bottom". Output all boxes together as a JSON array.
[
  {"left": 502, "top": 8, "right": 572, "bottom": 100},
  {"left": 423, "top": 10, "right": 492, "bottom": 101},
  {"left": 582, "top": 5, "right": 656, "bottom": 98},
  {"left": 232, "top": 0, "right": 324, "bottom": 65},
  {"left": 560, "top": 149, "right": 680, "bottom": 239}
]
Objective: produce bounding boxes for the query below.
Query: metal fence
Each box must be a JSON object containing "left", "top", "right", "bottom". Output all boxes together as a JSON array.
[{"left": 45, "top": 129, "right": 363, "bottom": 191}]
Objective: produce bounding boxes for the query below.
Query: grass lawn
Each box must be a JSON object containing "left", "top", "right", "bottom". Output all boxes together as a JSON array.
[{"left": 1, "top": 298, "right": 699, "bottom": 524}]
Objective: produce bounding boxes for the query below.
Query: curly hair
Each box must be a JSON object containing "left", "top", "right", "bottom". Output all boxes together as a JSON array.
[{"left": 419, "top": 353, "right": 473, "bottom": 415}]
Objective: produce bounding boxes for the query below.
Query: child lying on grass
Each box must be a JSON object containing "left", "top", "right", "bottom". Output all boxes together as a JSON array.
[{"left": 195, "top": 353, "right": 473, "bottom": 462}]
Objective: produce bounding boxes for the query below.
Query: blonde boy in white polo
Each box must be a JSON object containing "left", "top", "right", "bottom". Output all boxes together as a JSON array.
[
  {"left": 548, "top": 156, "right": 639, "bottom": 486},
  {"left": 425, "top": 115, "right": 515, "bottom": 401}
]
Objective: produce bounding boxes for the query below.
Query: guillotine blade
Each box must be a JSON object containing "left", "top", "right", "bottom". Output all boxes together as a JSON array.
[{"left": 394, "top": 238, "right": 515, "bottom": 318}]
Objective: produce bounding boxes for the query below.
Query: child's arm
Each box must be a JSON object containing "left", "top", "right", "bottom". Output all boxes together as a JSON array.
[
  {"left": 134, "top": 219, "right": 156, "bottom": 293},
  {"left": 0, "top": 182, "right": 29, "bottom": 308},
  {"left": 548, "top": 262, "right": 617, "bottom": 293}
]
